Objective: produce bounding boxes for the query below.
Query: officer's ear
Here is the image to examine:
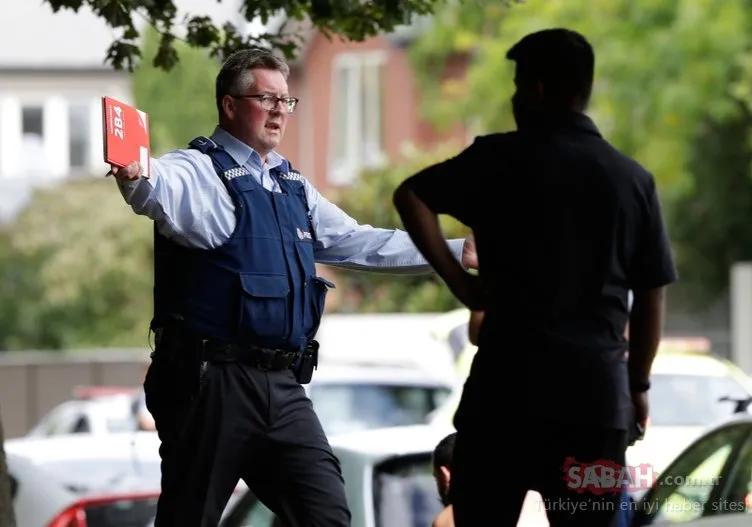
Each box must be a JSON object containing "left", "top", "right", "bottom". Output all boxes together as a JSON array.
[{"left": 221, "top": 95, "right": 237, "bottom": 121}]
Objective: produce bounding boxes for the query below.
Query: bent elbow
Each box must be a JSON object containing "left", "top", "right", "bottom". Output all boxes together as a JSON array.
[{"left": 392, "top": 181, "right": 412, "bottom": 209}]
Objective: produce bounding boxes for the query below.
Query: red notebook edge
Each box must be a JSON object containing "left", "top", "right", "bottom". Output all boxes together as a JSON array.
[{"left": 101, "top": 96, "right": 151, "bottom": 178}]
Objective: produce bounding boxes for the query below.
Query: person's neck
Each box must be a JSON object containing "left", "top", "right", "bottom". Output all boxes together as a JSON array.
[
  {"left": 517, "top": 107, "right": 583, "bottom": 131},
  {"left": 219, "top": 124, "right": 270, "bottom": 164}
]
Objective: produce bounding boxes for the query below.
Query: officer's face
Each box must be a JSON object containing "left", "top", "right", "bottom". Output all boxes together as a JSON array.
[{"left": 225, "top": 68, "right": 291, "bottom": 156}]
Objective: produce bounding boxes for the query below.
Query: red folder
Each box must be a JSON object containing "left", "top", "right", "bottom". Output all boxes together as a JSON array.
[{"left": 101, "top": 96, "right": 151, "bottom": 177}]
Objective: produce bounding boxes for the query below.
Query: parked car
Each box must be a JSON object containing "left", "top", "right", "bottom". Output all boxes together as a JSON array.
[
  {"left": 5, "top": 431, "right": 163, "bottom": 494},
  {"left": 304, "top": 362, "right": 453, "bottom": 436},
  {"left": 626, "top": 338, "right": 752, "bottom": 473},
  {"left": 25, "top": 389, "right": 141, "bottom": 439},
  {"left": 26, "top": 360, "right": 453, "bottom": 440},
  {"left": 7, "top": 450, "right": 160, "bottom": 527},
  {"left": 427, "top": 311, "right": 752, "bottom": 473},
  {"left": 631, "top": 413, "right": 752, "bottom": 526},
  {"left": 221, "top": 424, "right": 454, "bottom": 527},
  {"left": 6, "top": 431, "right": 250, "bottom": 524},
  {"left": 220, "top": 424, "right": 548, "bottom": 527}
]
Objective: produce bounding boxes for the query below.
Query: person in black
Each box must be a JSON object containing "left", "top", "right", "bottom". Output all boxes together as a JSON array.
[{"left": 393, "top": 28, "right": 678, "bottom": 527}]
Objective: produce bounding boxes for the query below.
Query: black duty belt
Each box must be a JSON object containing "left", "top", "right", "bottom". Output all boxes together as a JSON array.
[{"left": 201, "top": 341, "right": 299, "bottom": 371}]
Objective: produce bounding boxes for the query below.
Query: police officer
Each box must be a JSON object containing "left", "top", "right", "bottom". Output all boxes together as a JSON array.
[{"left": 110, "top": 48, "right": 474, "bottom": 527}]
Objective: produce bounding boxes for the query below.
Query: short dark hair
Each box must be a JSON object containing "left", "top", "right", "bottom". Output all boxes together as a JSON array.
[
  {"left": 215, "top": 48, "right": 290, "bottom": 116},
  {"left": 506, "top": 28, "right": 595, "bottom": 105},
  {"left": 432, "top": 432, "right": 457, "bottom": 470}
]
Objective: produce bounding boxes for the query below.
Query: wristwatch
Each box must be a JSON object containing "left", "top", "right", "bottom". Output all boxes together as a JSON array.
[{"left": 630, "top": 380, "right": 651, "bottom": 393}]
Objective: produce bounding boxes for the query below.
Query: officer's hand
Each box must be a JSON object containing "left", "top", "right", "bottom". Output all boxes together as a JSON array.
[
  {"left": 108, "top": 161, "right": 144, "bottom": 181},
  {"left": 462, "top": 233, "right": 478, "bottom": 270}
]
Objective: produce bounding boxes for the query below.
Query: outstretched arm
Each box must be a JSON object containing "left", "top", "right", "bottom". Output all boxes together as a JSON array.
[{"left": 304, "top": 178, "right": 465, "bottom": 274}]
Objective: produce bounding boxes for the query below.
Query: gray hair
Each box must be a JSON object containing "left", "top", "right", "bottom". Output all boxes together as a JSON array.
[{"left": 215, "top": 48, "right": 290, "bottom": 116}]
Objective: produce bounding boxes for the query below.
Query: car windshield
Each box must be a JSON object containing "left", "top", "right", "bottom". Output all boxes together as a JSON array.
[
  {"left": 373, "top": 453, "right": 443, "bottom": 527},
  {"left": 309, "top": 384, "right": 451, "bottom": 436},
  {"left": 650, "top": 373, "right": 751, "bottom": 426},
  {"left": 38, "top": 459, "right": 162, "bottom": 494},
  {"left": 82, "top": 497, "right": 158, "bottom": 527}
]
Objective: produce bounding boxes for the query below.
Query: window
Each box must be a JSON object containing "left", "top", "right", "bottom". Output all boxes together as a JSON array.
[
  {"left": 72, "top": 416, "right": 91, "bottom": 434},
  {"left": 723, "top": 432, "right": 752, "bottom": 516},
  {"left": 374, "top": 454, "right": 443, "bottom": 527},
  {"left": 68, "top": 102, "right": 90, "bottom": 170},
  {"left": 330, "top": 52, "right": 386, "bottom": 184},
  {"left": 22, "top": 106, "right": 43, "bottom": 138},
  {"left": 308, "top": 383, "right": 451, "bottom": 436},
  {"left": 636, "top": 424, "right": 751, "bottom": 525},
  {"left": 20, "top": 105, "right": 46, "bottom": 176},
  {"left": 650, "top": 373, "right": 752, "bottom": 427}
]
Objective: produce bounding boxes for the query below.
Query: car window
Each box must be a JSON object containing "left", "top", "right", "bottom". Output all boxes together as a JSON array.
[
  {"left": 650, "top": 373, "right": 751, "bottom": 427},
  {"left": 72, "top": 416, "right": 91, "bottom": 434},
  {"left": 638, "top": 424, "right": 751, "bottom": 524},
  {"left": 83, "top": 496, "right": 159, "bottom": 527},
  {"left": 309, "top": 384, "right": 451, "bottom": 436},
  {"left": 373, "top": 453, "right": 443, "bottom": 527},
  {"left": 723, "top": 432, "right": 752, "bottom": 516},
  {"left": 28, "top": 404, "right": 79, "bottom": 436},
  {"left": 223, "top": 490, "right": 286, "bottom": 527}
]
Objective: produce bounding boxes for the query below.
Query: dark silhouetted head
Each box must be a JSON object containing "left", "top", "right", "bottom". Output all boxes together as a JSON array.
[
  {"left": 506, "top": 28, "right": 595, "bottom": 128},
  {"left": 432, "top": 432, "right": 457, "bottom": 506}
]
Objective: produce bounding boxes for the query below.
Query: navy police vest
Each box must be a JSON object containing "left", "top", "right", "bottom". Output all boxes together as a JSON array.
[{"left": 152, "top": 136, "right": 334, "bottom": 352}]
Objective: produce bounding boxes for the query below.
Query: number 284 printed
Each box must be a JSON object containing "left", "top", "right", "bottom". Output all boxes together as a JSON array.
[{"left": 112, "top": 105, "right": 124, "bottom": 139}]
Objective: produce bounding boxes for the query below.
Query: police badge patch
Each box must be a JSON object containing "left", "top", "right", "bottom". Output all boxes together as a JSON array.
[{"left": 280, "top": 170, "right": 304, "bottom": 182}]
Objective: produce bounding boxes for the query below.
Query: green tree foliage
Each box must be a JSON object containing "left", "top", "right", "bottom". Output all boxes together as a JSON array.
[
  {"left": 669, "top": 107, "right": 752, "bottom": 305},
  {"left": 410, "top": 0, "right": 752, "bottom": 303},
  {"left": 0, "top": 180, "right": 152, "bottom": 350},
  {"left": 42, "top": 0, "right": 469, "bottom": 71},
  {"left": 330, "top": 144, "right": 470, "bottom": 313},
  {"left": 133, "top": 26, "right": 220, "bottom": 154}
]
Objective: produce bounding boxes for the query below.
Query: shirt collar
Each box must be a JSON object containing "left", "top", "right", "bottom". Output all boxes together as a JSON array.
[
  {"left": 519, "top": 111, "right": 602, "bottom": 137},
  {"left": 210, "top": 126, "right": 284, "bottom": 170}
]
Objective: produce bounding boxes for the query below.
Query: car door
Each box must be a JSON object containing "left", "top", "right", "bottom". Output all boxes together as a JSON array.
[{"left": 633, "top": 421, "right": 752, "bottom": 526}]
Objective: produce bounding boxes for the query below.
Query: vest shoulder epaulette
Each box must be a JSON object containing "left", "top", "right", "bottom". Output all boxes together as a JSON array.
[{"left": 188, "top": 136, "right": 219, "bottom": 154}]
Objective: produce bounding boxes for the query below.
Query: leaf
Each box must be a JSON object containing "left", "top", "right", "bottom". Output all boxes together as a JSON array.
[{"left": 42, "top": 0, "right": 455, "bottom": 71}]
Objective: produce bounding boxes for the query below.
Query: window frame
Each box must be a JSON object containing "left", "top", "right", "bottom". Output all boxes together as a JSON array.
[
  {"left": 328, "top": 51, "right": 388, "bottom": 185},
  {"left": 633, "top": 422, "right": 752, "bottom": 525}
]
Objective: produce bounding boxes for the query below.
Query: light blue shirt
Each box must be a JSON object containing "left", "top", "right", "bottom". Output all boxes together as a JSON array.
[{"left": 117, "top": 127, "right": 464, "bottom": 274}]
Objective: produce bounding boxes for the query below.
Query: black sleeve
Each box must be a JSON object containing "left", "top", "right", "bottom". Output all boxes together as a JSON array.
[
  {"left": 629, "top": 176, "right": 678, "bottom": 290},
  {"left": 402, "top": 136, "right": 491, "bottom": 227}
]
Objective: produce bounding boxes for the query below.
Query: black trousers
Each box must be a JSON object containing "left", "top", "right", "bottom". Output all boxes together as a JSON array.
[
  {"left": 143, "top": 346, "right": 203, "bottom": 527},
  {"left": 450, "top": 424, "right": 628, "bottom": 527},
  {"left": 168, "top": 360, "right": 351, "bottom": 527}
]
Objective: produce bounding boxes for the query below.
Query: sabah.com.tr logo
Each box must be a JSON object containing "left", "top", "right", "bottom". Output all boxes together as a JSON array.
[{"left": 562, "top": 457, "right": 719, "bottom": 494}]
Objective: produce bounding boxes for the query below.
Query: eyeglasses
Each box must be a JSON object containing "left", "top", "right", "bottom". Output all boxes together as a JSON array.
[{"left": 232, "top": 94, "right": 299, "bottom": 114}]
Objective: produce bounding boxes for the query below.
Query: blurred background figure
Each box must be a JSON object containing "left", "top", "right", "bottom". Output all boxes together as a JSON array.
[
  {"left": 134, "top": 361, "right": 156, "bottom": 432},
  {"left": 431, "top": 432, "right": 456, "bottom": 527}
]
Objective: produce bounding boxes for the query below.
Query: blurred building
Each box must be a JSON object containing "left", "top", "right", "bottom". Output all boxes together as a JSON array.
[
  {"left": 270, "top": 15, "right": 472, "bottom": 192},
  {"left": 0, "top": 0, "right": 251, "bottom": 221}
]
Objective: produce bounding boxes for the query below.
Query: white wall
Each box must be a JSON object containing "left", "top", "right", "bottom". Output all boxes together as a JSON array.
[{"left": 0, "top": 71, "right": 130, "bottom": 180}]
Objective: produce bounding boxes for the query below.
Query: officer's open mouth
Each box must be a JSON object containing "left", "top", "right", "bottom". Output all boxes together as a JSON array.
[{"left": 266, "top": 122, "right": 281, "bottom": 131}]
